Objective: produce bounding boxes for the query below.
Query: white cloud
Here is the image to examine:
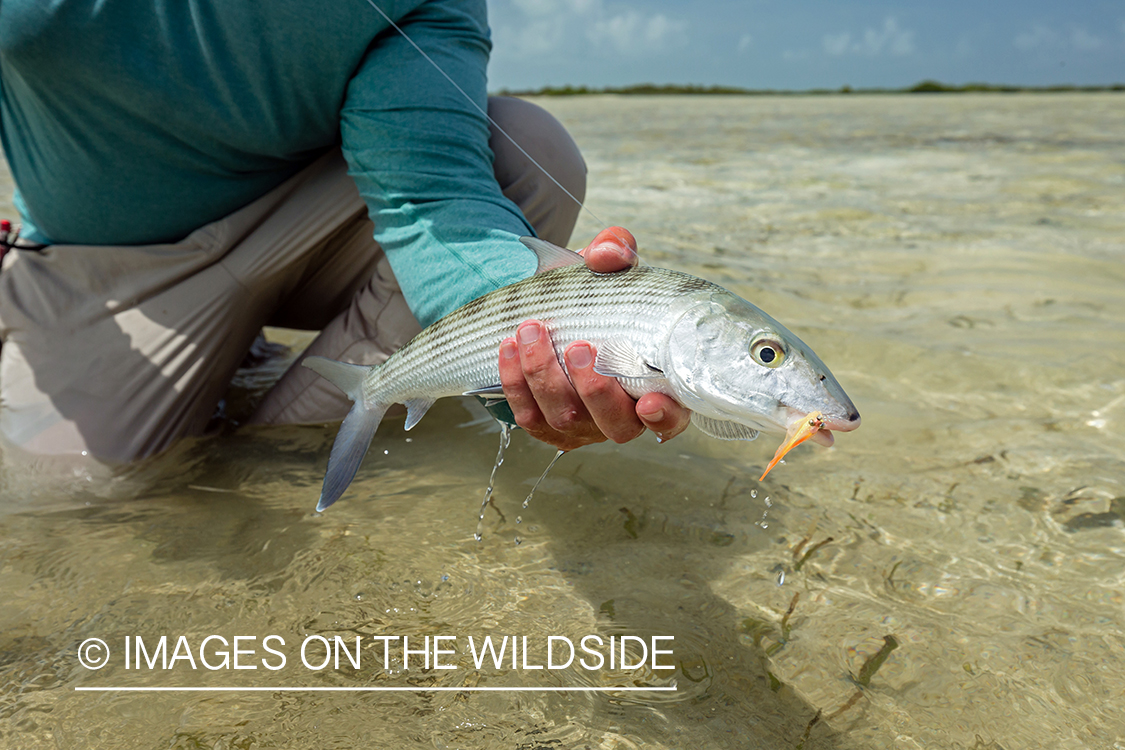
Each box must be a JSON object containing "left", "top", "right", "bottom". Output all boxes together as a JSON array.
[
  {"left": 881, "top": 21, "right": 916, "bottom": 55},
  {"left": 509, "top": 0, "right": 598, "bottom": 17},
  {"left": 1070, "top": 27, "right": 1102, "bottom": 51},
  {"left": 823, "top": 17, "right": 915, "bottom": 57},
  {"left": 587, "top": 11, "right": 686, "bottom": 49},
  {"left": 496, "top": 17, "right": 569, "bottom": 57},
  {"left": 737, "top": 33, "right": 753, "bottom": 53},
  {"left": 509, "top": 0, "right": 556, "bottom": 17},
  {"left": 823, "top": 32, "right": 850, "bottom": 56},
  {"left": 643, "top": 13, "right": 684, "bottom": 44},
  {"left": 492, "top": 0, "right": 686, "bottom": 58}
]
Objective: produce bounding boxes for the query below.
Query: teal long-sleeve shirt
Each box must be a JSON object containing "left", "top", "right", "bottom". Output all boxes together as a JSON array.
[{"left": 0, "top": 0, "right": 537, "bottom": 327}]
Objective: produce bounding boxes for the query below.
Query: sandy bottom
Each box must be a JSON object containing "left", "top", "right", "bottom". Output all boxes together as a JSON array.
[{"left": 1, "top": 93, "right": 1123, "bottom": 749}]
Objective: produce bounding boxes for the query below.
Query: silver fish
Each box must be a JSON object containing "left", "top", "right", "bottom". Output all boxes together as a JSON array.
[{"left": 304, "top": 237, "right": 860, "bottom": 511}]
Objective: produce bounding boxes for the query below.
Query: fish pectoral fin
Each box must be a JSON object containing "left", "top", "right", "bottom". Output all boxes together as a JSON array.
[
  {"left": 520, "top": 236, "right": 585, "bottom": 274},
  {"left": 592, "top": 338, "right": 664, "bottom": 379},
  {"left": 403, "top": 397, "right": 436, "bottom": 431},
  {"left": 690, "top": 413, "right": 760, "bottom": 441},
  {"left": 463, "top": 385, "right": 510, "bottom": 408},
  {"left": 303, "top": 356, "right": 370, "bottom": 402},
  {"left": 317, "top": 400, "right": 389, "bottom": 512},
  {"left": 462, "top": 386, "right": 515, "bottom": 422},
  {"left": 463, "top": 384, "right": 505, "bottom": 398}
]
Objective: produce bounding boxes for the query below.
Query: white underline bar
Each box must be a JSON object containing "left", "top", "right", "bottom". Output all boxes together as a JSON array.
[{"left": 75, "top": 686, "right": 676, "bottom": 692}]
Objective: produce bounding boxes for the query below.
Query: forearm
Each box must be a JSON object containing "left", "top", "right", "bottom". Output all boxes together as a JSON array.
[{"left": 339, "top": 0, "right": 535, "bottom": 327}]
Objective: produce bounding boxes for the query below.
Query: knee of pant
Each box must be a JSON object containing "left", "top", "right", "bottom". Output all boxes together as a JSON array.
[{"left": 487, "top": 96, "right": 587, "bottom": 246}]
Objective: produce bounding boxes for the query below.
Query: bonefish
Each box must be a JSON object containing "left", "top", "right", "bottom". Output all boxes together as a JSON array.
[{"left": 305, "top": 237, "right": 860, "bottom": 511}]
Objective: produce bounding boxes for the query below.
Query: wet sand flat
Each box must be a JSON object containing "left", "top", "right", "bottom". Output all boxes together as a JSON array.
[{"left": 1, "top": 93, "right": 1123, "bottom": 749}]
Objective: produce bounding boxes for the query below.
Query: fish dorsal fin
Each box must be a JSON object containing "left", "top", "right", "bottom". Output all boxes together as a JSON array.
[
  {"left": 691, "top": 413, "right": 760, "bottom": 441},
  {"left": 520, "top": 236, "right": 585, "bottom": 274},
  {"left": 593, "top": 338, "right": 664, "bottom": 379},
  {"left": 403, "top": 397, "right": 436, "bottom": 431}
]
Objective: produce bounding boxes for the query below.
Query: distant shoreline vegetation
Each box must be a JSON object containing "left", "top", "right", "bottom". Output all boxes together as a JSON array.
[{"left": 497, "top": 81, "right": 1125, "bottom": 97}]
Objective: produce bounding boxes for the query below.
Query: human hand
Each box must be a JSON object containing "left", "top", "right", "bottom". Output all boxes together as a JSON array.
[{"left": 497, "top": 227, "right": 692, "bottom": 452}]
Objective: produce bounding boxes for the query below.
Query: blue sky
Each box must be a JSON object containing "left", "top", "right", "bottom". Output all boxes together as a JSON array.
[{"left": 486, "top": 0, "right": 1125, "bottom": 90}]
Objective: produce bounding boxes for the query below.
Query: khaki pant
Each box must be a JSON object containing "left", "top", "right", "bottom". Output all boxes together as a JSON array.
[{"left": 0, "top": 97, "right": 586, "bottom": 461}]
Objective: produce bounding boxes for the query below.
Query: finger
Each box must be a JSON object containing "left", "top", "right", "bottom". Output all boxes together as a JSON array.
[
  {"left": 564, "top": 342, "right": 645, "bottom": 444},
  {"left": 585, "top": 226, "right": 637, "bottom": 253},
  {"left": 581, "top": 226, "right": 638, "bottom": 273},
  {"left": 498, "top": 337, "right": 549, "bottom": 433},
  {"left": 515, "top": 321, "right": 600, "bottom": 441},
  {"left": 636, "top": 392, "right": 692, "bottom": 442}
]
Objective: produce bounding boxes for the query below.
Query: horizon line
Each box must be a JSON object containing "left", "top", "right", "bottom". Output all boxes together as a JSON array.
[{"left": 495, "top": 80, "right": 1125, "bottom": 96}]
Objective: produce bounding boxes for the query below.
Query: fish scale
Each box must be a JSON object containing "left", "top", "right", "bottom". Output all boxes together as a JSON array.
[
  {"left": 303, "top": 236, "right": 859, "bottom": 512},
  {"left": 366, "top": 263, "right": 707, "bottom": 404}
]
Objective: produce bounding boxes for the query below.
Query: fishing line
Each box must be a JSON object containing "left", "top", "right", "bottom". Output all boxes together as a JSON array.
[
  {"left": 360, "top": 0, "right": 614, "bottom": 239},
  {"left": 361, "top": 1, "right": 634, "bottom": 532}
]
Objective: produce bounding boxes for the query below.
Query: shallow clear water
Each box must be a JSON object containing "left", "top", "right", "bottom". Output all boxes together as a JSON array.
[{"left": 2, "top": 93, "right": 1124, "bottom": 749}]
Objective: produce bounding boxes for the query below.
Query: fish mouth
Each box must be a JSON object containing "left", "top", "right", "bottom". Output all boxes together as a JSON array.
[
  {"left": 759, "top": 406, "right": 861, "bottom": 481},
  {"left": 784, "top": 407, "right": 861, "bottom": 448},
  {"left": 825, "top": 409, "right": 861, "bottom": 436}
]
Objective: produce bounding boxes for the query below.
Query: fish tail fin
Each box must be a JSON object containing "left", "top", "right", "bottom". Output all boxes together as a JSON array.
[
  {"left": 302, "top": 356, "right": 387, "bottom": 512},
  {"left": 316, "top": 399, "right": 388, "bottom": 511}
]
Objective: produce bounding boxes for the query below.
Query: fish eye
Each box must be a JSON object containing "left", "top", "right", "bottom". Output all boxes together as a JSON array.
[{"left": 750, "top": 336, "right": 786, "bottom": 368}]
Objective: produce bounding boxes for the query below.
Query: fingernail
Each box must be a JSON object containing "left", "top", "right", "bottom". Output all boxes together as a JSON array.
[
  {"left": 501, "top": 340, "right": 518, "bottom": 359},
  {"left": 567, "top": 343, "right": 592, "bottom": 369},
  {"left": 518, "top": 322, "right": 540, "bottom": 345},
  {"left": 640, "top": 407, "right": 665, "bottom": 423},
  {"left": 598, "top": 242, "right": 636, "bottom": 266}
]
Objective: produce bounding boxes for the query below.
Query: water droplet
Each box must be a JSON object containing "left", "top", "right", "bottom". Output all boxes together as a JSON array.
[
  {"left": 754, "top": 493, "right": 772, "bottom": 528},
  {"left": 776, "top": 570, "right": 785, "bottom": 586},
  {"left": 354, "top": 593, "right": 364, "bottom": 601},
  {"left": 383, "top": 449, "right": 389, "bottom": 455},
  {"left": 405, "top": 438, "right": 413, "bottom": 443},
  {"left": 750, "top": 489, "right": 757, "bottom": 499},
  {"left": 514, "top": 536, "right": 522, "bottom": 545},
  {"left": 475, "top": 424, "right": 512, "bottom": 542},
  {"left": 522, "top": 449, "right": 564, "bottom": 511},
  {"left": 516, "top": 516, "right": 522, "bottom": 524}
]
